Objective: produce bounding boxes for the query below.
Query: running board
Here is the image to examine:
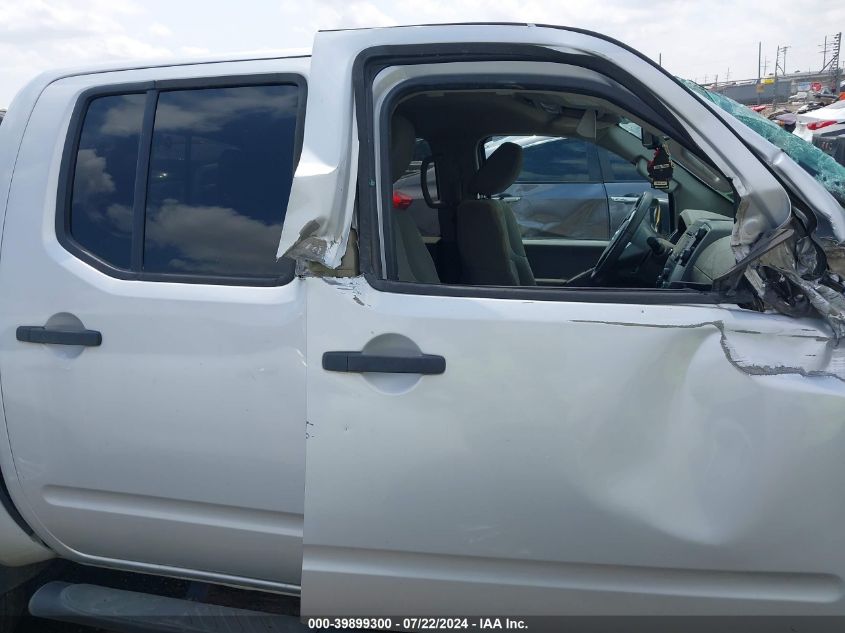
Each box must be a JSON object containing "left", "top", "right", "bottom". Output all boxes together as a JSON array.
[{"left": 29, "top": 581, "right": 309, "bottom": 633}]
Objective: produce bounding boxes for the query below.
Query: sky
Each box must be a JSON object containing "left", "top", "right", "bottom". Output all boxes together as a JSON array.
[{"left": 0, "top": 0, "right": 843, "bottom": 107}]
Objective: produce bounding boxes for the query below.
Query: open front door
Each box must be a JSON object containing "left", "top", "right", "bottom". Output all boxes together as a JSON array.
[{"left": 294, "top": 25, "right": 845, "bottom": 616}]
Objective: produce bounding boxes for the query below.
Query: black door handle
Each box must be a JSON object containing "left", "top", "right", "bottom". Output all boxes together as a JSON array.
[
  {"left": 17, "top": 326, "right": 102, "bottom": 347},
  {"left": 323, "top": 351, "right": 445, "bottom": 375}
]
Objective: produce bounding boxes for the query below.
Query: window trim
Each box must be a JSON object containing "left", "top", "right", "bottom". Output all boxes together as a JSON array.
[
  {"left": 56, "top": 73, "right": 307, "bottom": 286},
  {"left": 354, "top": 47, "right": 744, "bottom": 305},
  {"left": 364, "top": 273, "right": 735, "bottom": 304}
]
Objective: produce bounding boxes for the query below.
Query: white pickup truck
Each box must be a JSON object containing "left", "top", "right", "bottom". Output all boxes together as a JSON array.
[{"left": 1, "top": 22, "right": 845, "bottom": 629}]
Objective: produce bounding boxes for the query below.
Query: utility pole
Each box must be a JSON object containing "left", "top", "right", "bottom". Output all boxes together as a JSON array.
[
  {"left": 725, "top": 67, "right": 730, "bottom": 83},
  {"left": 757, "top": 41, "right": 762, "bottom": 105},
  {"left": 774, "top": 45, "right": 790, "bottom": 106},
  {"left": 820, "top": 35, "right": 829, "bottom": 70},
  {"left": 773, "top": 46, "right": 779, "bottom": 106},
  {"left": 776, "top": 45, "right": 790, "bottom": 76},
  {"left": 658, "top": 52, "right": 662, "bottom": 67},
  {"left": 823, "top": 32, "right": 842, "bottom": 92},
  {"left": 774, "top": 47, "right": 778, "bottom": 81}
]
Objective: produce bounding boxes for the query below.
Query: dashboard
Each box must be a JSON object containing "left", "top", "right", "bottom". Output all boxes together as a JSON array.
[{"left": 658, "top": 209, "right": 735, "bottom": 288}]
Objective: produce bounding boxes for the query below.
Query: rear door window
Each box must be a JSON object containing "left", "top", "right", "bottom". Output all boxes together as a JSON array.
[
  {"left": 518, "top": 137, "right": 596, "bottom": 182},
  {"left": 603, "top": 149, "right": 643, "bottom": 182},
  {"left": 62, "top": 80, "right": 304, "bottom": 283},
  {"left": 482, "top": 136, "right": 608, "bottom": 240},
  {"left": 144, "top": 84, "right": 300, "bottom": 277},
  {"left": 69, "top": 94, "right": 146, "bottom": 269},
  {"left": 485, "top": 136, "right": 600, "bottom": 183}
]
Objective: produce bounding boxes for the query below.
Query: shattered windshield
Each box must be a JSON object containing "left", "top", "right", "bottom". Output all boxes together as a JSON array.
[{"left": 682, "top": 79, "right": 845, "bottom": 208}]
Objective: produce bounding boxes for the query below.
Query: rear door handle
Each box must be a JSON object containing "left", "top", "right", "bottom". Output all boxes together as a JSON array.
[
  {"left": 323, "top": 351, "right": 445, "bottom": 375},
  {"left": 17, "top": 326, "right": 102, "bottom": 347}
]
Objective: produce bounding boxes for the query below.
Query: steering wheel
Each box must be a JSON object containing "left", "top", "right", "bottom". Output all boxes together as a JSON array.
[{"left": 591, "top": 192, "right": 655, "bottom": 282}]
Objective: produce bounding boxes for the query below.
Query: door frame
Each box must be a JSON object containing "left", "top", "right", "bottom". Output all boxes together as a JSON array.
[{"left": 352, "top": 48, "right": 761, "bottom": 305}]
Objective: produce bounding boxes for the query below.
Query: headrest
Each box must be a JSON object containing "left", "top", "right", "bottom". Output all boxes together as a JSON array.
[
  {"left": 390, "top": 114, "right": 416, "bottom": 183},
  {"left": 470, "top": 142, "right": 523, "bottom": 196}
]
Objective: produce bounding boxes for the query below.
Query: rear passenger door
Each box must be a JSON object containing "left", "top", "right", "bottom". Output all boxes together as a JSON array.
[{"left": 0, "top": 60, "right": 308, "bottom": 590}]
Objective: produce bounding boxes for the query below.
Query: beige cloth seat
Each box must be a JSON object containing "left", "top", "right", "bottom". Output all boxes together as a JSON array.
[
  {"left": 389, "top": 115, "right": 440, "bottom": 284},
  {"left": 457, "top": 142, "right": 535, "bottom": 286}
]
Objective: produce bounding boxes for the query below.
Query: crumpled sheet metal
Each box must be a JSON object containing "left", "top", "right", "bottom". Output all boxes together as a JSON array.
[{"left": 750, "top": 230, "right": 845, "bottom": 341}]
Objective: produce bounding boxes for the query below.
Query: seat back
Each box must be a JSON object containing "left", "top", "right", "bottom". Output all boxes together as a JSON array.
[
  {"left": 390, "top": 115, "right": 439, "bottom": 284},
  {"left": 457, "top": 142, "right": 535, "bottom": 286}
]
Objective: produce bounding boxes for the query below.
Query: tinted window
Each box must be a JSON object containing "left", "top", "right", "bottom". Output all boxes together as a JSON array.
[
  {"left": 605, "top": 150, "right": 643, "bottom": 182},
  {"left": 143, "top": 84, "right": 299, "bottom": 277},
  {"left": 70, "top": 94, "right": 145, "bottom": 268},
  {"left": 518, "top": 137, "right": 593, "bottom": 183}
]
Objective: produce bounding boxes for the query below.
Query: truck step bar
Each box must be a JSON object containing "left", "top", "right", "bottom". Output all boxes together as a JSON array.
[{"left": 29, "top": 581, "right": 309, "bottom": 633}]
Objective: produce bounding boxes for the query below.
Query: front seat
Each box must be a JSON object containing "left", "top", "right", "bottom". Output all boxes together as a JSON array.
[
  {"left": 457, "top": 142, "right": 535, "bottom": 286},
  {"left": 389, "top": 115, "right": 440, "bottom": 284}
]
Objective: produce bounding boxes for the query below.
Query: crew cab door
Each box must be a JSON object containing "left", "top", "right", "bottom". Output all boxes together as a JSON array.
[
  {"left": 289, "top": 25, "right": 845, "bottom": 617},
  {"left": 0, "top": 58, "right": 308, "bottom": 589}
]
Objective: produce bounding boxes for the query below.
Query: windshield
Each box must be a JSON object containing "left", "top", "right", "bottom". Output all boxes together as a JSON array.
[{"left": 682, "top": 79, "right": 845, "bottom": 208}]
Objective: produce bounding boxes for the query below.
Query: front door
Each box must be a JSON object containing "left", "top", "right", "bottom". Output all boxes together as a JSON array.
[
  {"left": 292, "top": 25, "right": 845, "bottom": 615},
  {"left": 303, "top": 276, "right": 845, "bottom": 615},
  {"left": 0, "top": 58, "right": 309, "bottom": 589}
]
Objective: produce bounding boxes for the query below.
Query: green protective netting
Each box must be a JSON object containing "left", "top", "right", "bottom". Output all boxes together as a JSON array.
[{"left": 683, "top": 79, "right": 845, "bottom": 208}]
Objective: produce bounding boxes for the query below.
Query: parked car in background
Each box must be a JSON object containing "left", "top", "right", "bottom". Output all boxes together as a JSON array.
[
  {"left": 813, "top": 128, "right": 845, "bottom": 166},
  {"left": 794, "top": 99, "right": 845, "bottom": 142},
  {"left": 774, "top": 112, "right": 797, "bottom": 133},
  {"left": 395, "top": 133, "right": 668, "bottom": 281},
  {"left": 815, "top": 89, "right": 839, "bottom": 105},
  {"left": 789, "top": 90, "right": 809, "bottom": 104}
]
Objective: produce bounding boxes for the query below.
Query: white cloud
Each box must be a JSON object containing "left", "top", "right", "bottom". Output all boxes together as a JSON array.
[
  {"left": 1, "top": 0, "right": 843, "bottom": 107},
  {"left": 146, "top": 201, "right": 283, "bottom": 274},
  {"left": 149, "top": 22, "right": 173, "bottom": 37},
  {"left": 276, "top": 0, "right": 845, "bottom": 85},
  {"left": 179, "top": 46, "right": 211, "bottom": 57},
  {"left": 0, "top": 0, "right": 172, "bottom": 105}
]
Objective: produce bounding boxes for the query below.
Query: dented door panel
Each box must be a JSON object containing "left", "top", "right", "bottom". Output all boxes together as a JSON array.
[{"left": 302, "top": 276, "right": 845, "bottom": 615}]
